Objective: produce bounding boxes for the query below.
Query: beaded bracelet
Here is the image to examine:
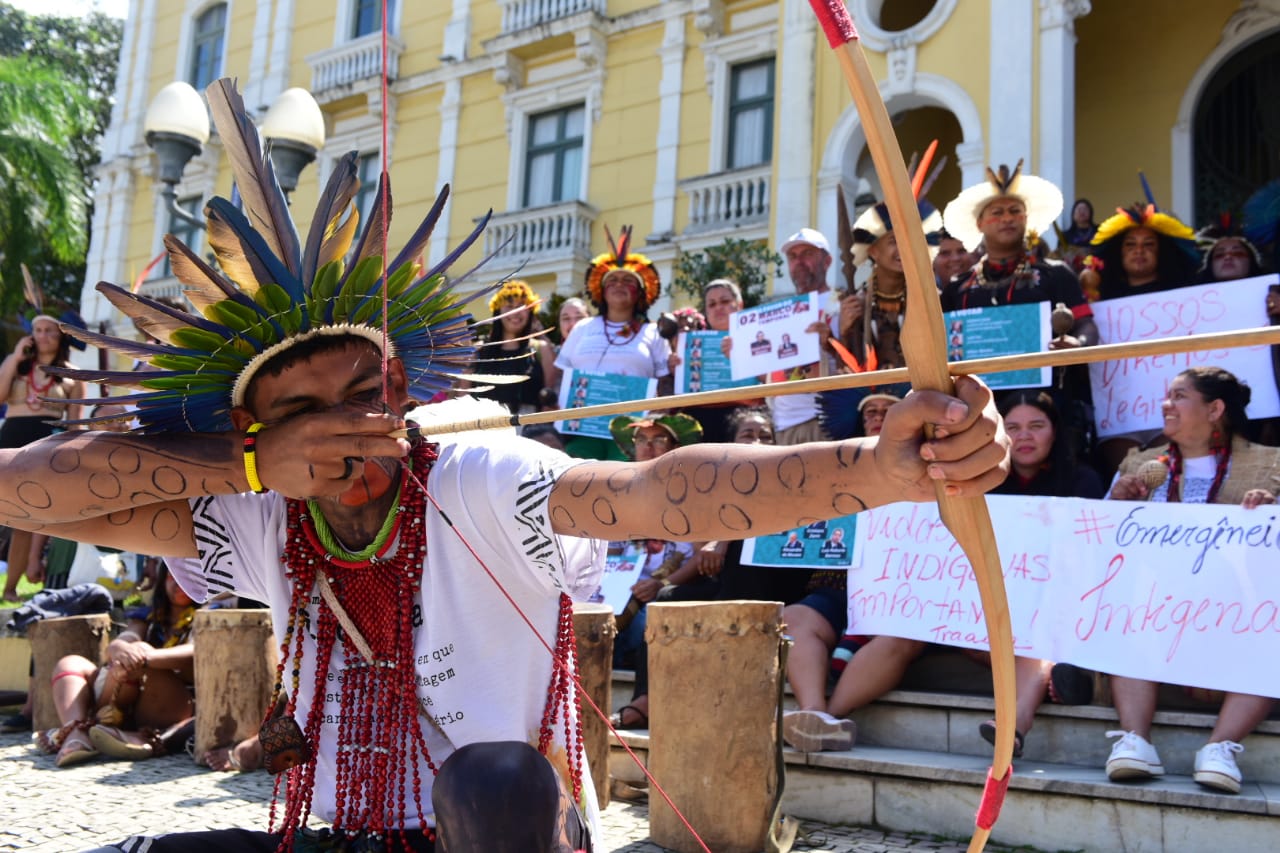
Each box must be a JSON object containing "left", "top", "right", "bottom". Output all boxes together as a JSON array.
[{"left": 243, "top": 422, "right": 267, "bottom": 493}]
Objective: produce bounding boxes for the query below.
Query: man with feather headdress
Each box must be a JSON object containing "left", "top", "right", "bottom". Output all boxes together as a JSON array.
[{"left": 0, "top": 81, "right": 1009, "bottom": 853}]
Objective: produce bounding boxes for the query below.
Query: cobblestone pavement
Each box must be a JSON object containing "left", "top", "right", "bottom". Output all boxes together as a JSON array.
[{"left": 0, "top": 732, "right": 1019, "bottom": 852}]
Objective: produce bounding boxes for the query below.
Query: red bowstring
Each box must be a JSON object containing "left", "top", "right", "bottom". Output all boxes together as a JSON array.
[
  {"left": 372, "top": 6, "right": 708, "bottom": 849},
  {"left": 379, "top": 0, "right": 391, "bottom": 408}
]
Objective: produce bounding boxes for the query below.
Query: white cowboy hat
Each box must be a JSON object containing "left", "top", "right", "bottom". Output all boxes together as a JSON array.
[{"left": 942, "top": 160, "right": 1063, "bottom": 252}]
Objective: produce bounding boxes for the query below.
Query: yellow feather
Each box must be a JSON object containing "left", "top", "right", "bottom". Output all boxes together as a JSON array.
[{"left": 317, "top": 203, "right": 359, "bottom": 274}]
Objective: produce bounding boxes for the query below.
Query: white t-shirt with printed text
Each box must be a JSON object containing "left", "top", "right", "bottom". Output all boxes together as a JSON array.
[{"left": 173, "top": 434, "right": 605, "bottom": 834}]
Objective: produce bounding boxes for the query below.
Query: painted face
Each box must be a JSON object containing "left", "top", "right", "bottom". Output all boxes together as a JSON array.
[
  {"left": 1120, "top": 227, "right": 1159, "bottom": 281},
  {"left": 785, "top": 243, "right": 831, "bottom": 293},
  {"left": 860, "top": 400, "right": 895, "bottom": 437},
  {"left": 703, "top": 285, "right": 741, "bottom": 332},
  {"left": 603, "top": 271, "right": 639, "bottom": 302},
  {"left": 1161, "top": 373, "right": 1223, "bottom": 448},
  {"left": 732, "top": 413, "right": 774, "bottom": 445},
  {"left": 1003, "top": 403, "right": 1055, "bottom": 471},
  {"left": 559, "top": 302, "right": 587, "bottom": 340},
  {"left": 632, "top": 424, "right": 676, "bottom": 462},
  {"left": 244, "top": 341, "right": 408, "bottom": 508},
  {"left": 933, "top": 237, "right": 970, "bottom": 282},
  {"left": 867, "top": 231, "right": 903, "bottom": 274},
  {"left": 1209, "top": 238, "right": 1251, "bottom": 282},
  {"left": 977, "top": 198, "right": 1027, "bottom": 248}
]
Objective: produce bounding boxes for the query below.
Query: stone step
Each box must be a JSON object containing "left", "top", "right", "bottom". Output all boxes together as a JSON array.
[
  {"left": 608, "top": 733, "right": 1280, "bottom": 853},
  {"left": 610, "top": 670, "right": 1280, "bottom": 783},
  {"left": 849, "top": 689, "right": 1280, "bottom": 784}
]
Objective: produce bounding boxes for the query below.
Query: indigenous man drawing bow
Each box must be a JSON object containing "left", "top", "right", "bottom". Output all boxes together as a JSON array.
[{"left": 0, "top": 79, "right": 1009, "bottom": 853}]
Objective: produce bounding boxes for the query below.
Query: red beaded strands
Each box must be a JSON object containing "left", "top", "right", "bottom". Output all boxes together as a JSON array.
[
  {"left": 269, "top": 442, "right": 440, "bottom": 852},
  {"left": 537, "top": 592, "right": 586, "bottom": 804}
]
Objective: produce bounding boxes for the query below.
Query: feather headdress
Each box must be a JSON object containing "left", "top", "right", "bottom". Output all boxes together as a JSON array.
[
  {"left": 486, "top": 279, "right": 540, "bottom": 315},
  {"left": 48, "top": 78, "right": 492, "bottom": 433},
  {"left": 850, "top": 154, "right": 948, "bottom": 268},
  {"left": 1194, "top": 213, "right": 1263, "bottom": 276},
  {"left": 941, "top": 159, "right": 1064, "bottom": 252},
  {"left": 1091, "top": 203, "right": 1196, "bottom": 249},
  {"left": 584, "top": 225, "right": 661, "bottom": 307}
]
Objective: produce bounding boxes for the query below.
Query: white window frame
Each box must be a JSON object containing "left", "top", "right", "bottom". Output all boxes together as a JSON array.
[
  {"left": 502, "top": 69, "right": 602, "bottom": 211},
  {"left": 333, "top": 0, "right": 404, "bottom": 44},
  {"left": 700, "top": 25, "right": 777, "bottom": 175},
  {"left": 174, "top": 0, "right": 232, "bottom": 90}
]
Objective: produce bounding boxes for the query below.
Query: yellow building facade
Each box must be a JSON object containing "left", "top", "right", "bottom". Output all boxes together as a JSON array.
[{"left": 81, "top": 0, "right": 1279, "bottom": 338}]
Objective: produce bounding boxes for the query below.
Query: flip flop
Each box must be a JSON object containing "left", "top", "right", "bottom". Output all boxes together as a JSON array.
[
  {"left": 55, "top": 731, "right": 99, "bottom": 768},
  {"left": 979, "top": 719, "right": 1024, "bottom": 759},
  {"left": 609, "top": 704, "right": 649, "bottom": 729},
  {"left": 89, "top": 724, "right": 155, "bottom": 760}
]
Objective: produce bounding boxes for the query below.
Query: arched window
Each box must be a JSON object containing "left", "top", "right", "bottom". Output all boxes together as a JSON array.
[
  {"left": 189, "top": 4, "right": 227, "bottom": 91},
  {"left": 1194, "top": 31, "right": 1280, "bottom": 224}
]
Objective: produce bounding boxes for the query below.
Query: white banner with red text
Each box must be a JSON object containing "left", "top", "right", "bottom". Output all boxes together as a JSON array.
[
  {"left": 848, "top": 495, "right": 1280, "bottom": 698},
  {"left": 1088, "top": 275, "right": 1280, "bottom": 438}
]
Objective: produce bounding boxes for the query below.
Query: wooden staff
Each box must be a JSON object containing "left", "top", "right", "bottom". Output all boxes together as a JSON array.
[
  {"left": 806, "top": 2, "right": 1012, "bottom": 849},
  {"left": 395, "top": 325, "right": 1280, "bottom": 439}
]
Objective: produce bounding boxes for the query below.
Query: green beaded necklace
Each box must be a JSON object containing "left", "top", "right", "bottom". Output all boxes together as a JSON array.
[{"left": 306, "top": 478, "right": 405, "bottom": 563}]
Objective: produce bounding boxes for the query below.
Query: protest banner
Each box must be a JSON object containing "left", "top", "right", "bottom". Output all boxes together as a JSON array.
[
  {"left": 727, "top": 293, "right": 820, "bottom": 379},
  {"left": 848, "top": 495, "right": 1280, "bottom": 697},
  {"left": 1089, "top": 275, "right": 1280, "bottom": 438},
  {"left": 673, "top": 330, "right": 762, "bottom": 395},
  {"left": 941, "top": 303, "right": 1050, "bottom": 390},
  {"left": 741, "top": 516, "right": 859, "bottom": 569},
  {"left": 556, "top": 369, "right": 657, "bottom": 440}
]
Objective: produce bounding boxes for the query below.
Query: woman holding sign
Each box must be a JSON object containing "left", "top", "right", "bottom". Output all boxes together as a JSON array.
[
  {"left": 555, "top": 226, "right": 671, "bottom": 460},
  {"left": 1104, "top": 367, "right": 1279, "bottom": 793}
]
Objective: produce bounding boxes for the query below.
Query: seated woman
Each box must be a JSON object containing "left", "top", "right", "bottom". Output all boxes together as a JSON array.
[
  {"left": 1103, "top": 367, "right": 1279, "bottom": 793},
  {"left": 604, "top": 413, "right": 702, "bottom": 730},
  {"left": 38, "top": 563, "right": 198, "bottom": 767},
  {"left": 969, "top": 392, "right": 1107, "bottom": 756}
]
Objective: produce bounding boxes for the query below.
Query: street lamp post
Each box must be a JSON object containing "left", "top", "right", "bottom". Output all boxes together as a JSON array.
[{"left": 142, "top": 82, "right": 326, "bottom": 228}]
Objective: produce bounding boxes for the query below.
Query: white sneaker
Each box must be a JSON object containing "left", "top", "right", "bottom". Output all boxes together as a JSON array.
[
  {"left": 782, "top": 710, "right": 856, "bottom": 753},
  {"left": 1105, "top": 730, "right": 1164, "bottom": 780},
  {"left": 1193, "top": 741, "right": 1244, "bottom": 794}
]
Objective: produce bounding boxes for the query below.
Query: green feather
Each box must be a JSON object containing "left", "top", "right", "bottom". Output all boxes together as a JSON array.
[
  {"left": 255, "top": 283, "right": 304, "bottom": 335},
  {"left": 334, "top": 255, "right": 383, "bottom": 323},
  {"left": 308, "top": 260, "right": 343, "bottom": 326}
]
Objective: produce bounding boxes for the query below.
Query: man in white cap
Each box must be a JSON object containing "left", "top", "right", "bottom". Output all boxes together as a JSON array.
[{"left": 766, "top": 227, "right": 845, "bottom": 445}]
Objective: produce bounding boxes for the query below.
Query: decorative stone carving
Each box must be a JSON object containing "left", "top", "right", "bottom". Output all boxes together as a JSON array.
[
  {"left": 493, "top": 52, "right": 526, "bottom": 92},
  {"left": 692, "top": 0, "right": 725, "bottom": 38},
  {"left": 1039, "top": 0, "right": 1092, "bottom": 32},
  {"left": 575, "top": 27, "right": 606, "bottom": 67}
]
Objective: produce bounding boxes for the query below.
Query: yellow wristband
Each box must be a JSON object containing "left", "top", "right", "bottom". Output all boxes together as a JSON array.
[{"left": 243, "top": 422, "right": 267, "bottom": 493}]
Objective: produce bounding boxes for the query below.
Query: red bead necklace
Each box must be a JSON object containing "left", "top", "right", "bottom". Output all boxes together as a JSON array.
[
  {"left": 272, "top": 442, "right": 438, "bottom": 850},
  {"left": 265, "top": 440, "right": 588, "bottom": 849}
]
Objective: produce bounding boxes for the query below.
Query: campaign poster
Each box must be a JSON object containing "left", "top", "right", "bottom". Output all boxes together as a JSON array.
[
  {"left": 741, "top": 515, "right": 859, "bottom": 569},
  {"left": 597, "top": 541, "right": 645, "bottom": 614},
  {"left": 727, "top": 293, "right": 821, "bottom": 380},
  {"left": 556, "top": 369, "right": 657, "bottom": 440},
  {"left": 942, "top": 302, "right": 1051, "bottom": 389},
  {"left": 674, "top": 330, "right": 762, "bottom": 395}
]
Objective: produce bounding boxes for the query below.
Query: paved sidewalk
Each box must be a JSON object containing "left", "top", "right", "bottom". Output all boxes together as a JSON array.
[{"left": 0, "top": 731, "right": 1018, "bottom": 852}]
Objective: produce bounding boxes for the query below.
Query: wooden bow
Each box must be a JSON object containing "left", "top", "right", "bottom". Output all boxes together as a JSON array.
[{"left": 807, "top": 2, "right": 1015, "bottom": 849}]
